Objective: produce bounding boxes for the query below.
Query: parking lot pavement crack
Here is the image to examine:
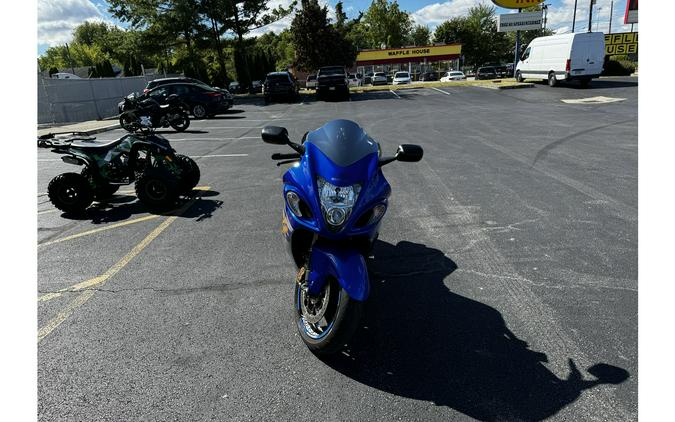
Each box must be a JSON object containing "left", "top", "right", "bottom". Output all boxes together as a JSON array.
[
  {"left": 532, "top": 119, "right": 635, "bottom": 167},
  {"left": 455, "top": 268, "right": 637, "bottom": 293}
]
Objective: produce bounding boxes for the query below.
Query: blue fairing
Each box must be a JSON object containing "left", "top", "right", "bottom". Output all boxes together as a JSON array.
[
  {"left": 281, "top": 119, "right": 391, "bottom": 301},
  {"left": 306, "top": 241, "right": 369, "bottom": 301}
]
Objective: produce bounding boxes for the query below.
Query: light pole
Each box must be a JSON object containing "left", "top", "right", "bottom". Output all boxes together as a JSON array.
[
  {"left": 587, "top": 0, "right": 595, "bottom": 33},
  {"left": 543, "top": 4, "right": 548, "bottom": 31},
  {"left": 608, "top": 0, "right": 614, "bottom": 34},
  {"left": 572, "top": 0, "right": 578, "bottom": 32},
  {"left": 595, "top": 7, "right": 602, "bottom": 32}
]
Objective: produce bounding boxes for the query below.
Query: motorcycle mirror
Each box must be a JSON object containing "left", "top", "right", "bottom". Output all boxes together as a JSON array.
[
  {"left": 395, "top": 144, "right": 424, "bottom": 162},
  {"left": 262, "top": 126, "right": 290, "bottom": 145}
]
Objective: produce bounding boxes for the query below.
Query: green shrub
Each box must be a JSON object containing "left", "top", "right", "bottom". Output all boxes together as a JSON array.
[{"left": 602, "top": 59, "right": 636, "bottom": 76}]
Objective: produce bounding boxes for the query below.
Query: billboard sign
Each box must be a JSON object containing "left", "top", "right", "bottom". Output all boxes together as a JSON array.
[
  {"left": 624, "top": 0, "right": 638, "bottom": 24},
  {"left": 497, "top": 11, "right": 544, "bottom": 32},
  {"left": 492, "top": 0, "right": 544, "bottom": 9},
  {"left": 356, "top": 44, "right": 462, "bottom": 63},
  {"left": 604, "top": 32, "right": 638, "bottom": 55}
]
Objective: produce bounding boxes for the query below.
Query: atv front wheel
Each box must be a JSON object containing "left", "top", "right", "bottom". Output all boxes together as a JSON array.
[
  {"left": 48, "top": 173, "right": 93, "bottom": 214},
  {"left": 174, "top": 154, "right": 200, "bottom": 194},
  {"left": 135, "top": 168, "right": 179, "bottom": 210}
]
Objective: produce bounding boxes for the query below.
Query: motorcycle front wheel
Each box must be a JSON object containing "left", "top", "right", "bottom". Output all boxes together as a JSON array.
[
  {"left": 169, "top": 112, "right": 190, "bottom": 132},
  {"left": 120, "top": 113, "right": 136, "bottom": 132},
  {"left": 294, "top": 276, "right": 363, "bottom": 356}
]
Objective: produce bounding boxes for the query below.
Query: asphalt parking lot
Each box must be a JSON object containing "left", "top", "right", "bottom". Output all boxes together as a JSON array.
[{"left": 38, "top": 76, "right": 638, "bottom": 421}]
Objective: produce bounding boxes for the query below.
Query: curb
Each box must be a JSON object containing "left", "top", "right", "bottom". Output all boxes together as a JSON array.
[
  {"left": 37, "top": 123, "right": 121, "bottom": 138},
  {"left": 477, "top": 83, "right": 535, "bottom": 90}
]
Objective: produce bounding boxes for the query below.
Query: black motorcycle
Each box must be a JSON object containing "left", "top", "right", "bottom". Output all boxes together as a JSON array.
[{"left": 119, "top": 93, "right": 190, "bottom": 133}]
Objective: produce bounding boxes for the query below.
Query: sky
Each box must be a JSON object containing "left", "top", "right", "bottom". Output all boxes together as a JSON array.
[{"left": 37, "top": 0, "right": 638, "bottom": 56}]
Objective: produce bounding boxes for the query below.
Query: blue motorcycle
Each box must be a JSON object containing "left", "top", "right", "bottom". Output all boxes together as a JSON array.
[{"left": 262, "top": 119, "right": 423, "bottom": 355}]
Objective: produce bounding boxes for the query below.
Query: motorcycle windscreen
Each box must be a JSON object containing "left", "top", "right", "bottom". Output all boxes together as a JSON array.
[{"left": 305, "top": 119, "right": 379, "bottom": 168}]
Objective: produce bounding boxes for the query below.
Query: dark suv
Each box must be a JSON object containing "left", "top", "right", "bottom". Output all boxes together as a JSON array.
[
  {"left": 263, "top": 72, "right": 299, "bottom": 103},
  {"left": 476, "top": 67, "right": 498, "bottom": 80},
  {"left": 316, "top": 66, "right": 349, "bottom": 100}
]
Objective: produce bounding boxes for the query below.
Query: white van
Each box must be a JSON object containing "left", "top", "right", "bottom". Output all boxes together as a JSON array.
[{"left": 515, "top": 32, "right": 605, "bottom": 87}]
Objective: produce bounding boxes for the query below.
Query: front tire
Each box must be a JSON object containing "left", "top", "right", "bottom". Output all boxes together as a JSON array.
[
  {"left": 48, "top": 173, "right": 93, "bottom": 214},
  {"left": 295, "top": 276, "right": 363, "bottom": 356},
  {"left": 548, "top": 72, "right": 558, "bottom": 87},
  {"left": 169, "top": 112, "right": 190, "bottom": 132},
  {"left": 120, "top": 113, "right": 136, "bottom": 132},
  {"left": 192, "top": 104, "right": 207, "bottom": 119},
  {"left": 515, "top": 71, "right": 523, "bottom": 82},
  {"left": 174, "top": 154, "right": 200, "bottom": 194},
  {"left": 135, "top": 168, "right": 179, "bottom": 210}
]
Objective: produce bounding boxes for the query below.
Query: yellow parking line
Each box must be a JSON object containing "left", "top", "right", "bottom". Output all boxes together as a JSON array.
[
  {"left": 37, "top": 188, "right": 210, "bottom": 342},
  {"left": 38, "top": 215, "right": 160, "bottom": 247}
]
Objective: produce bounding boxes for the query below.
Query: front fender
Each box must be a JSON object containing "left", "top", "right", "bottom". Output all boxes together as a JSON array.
[{"left": 306, "top": 242, "right": 369, "bottom": 301}]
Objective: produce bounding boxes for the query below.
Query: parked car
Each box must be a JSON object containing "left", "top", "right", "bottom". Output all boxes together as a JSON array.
[
  {"left": 392, "top": 71, "right": 411, "bottom": 85},
  {"left": 250, "top": 80, "right": 263, "bottom": 94},
  {"left": 51, "top": 72, "right": 81, "bottom": 79},
  {"left": 316, "top": 66, "right": 349, "bottom": 100},
  {"left": 419, "top": 71, "right": 438, "bottom": 81},
  {"left": 516, "top": 32, "right": 605, "bottom": 87},
  {"left": 144, "top": 77, "right": 234, "bottom": 100},
  {"left": 306, "top": 74, "right": 317, "bottom": 89},
  {"left": 363, "top": 72, "right": 374, "bottom": 85},
  {"left": 120, "top": 83, "right": 232, "bottom": 119},
  {"left": 229, "top": 81, "right": 241, "bottom": 93},
  {"left": 482, "top": 64, "right": 508, "bottom": 77},
  {"left": 263, "top": 72, "right": 299, "bottom": 103},
  {"left": 476, "top": 67, "right": 498, "bottom": 80},
  {"left": 347, "top": 73, "right": 361, "bottom": 87},
  {"left": 371, "top": 72, "right": 387, "bottom": 86},
  {"left": 440, "top": 71, "right": 467, "bottom": 82}
]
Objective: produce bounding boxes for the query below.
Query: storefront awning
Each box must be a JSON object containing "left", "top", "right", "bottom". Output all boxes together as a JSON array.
[{"left": 355, "top": 44, "right": 462, "bottom": 66}]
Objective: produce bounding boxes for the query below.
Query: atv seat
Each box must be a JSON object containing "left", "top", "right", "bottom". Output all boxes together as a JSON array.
[{"left": 70, "top": 138, "right": 125, "bottom": 151}]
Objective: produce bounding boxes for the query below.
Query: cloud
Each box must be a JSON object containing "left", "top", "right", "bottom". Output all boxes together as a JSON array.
[
  {"left": 247, "top": 0, "right": 337, "bottom": 38},
  {"left": 411, "top": 0, "right": 493, "bottom": 28},
  {"left": 545, "top": 0, "right": 637, "bottom": 34},
  {"left": 38, "top": 0, "right": 107, "bottom": 46}
]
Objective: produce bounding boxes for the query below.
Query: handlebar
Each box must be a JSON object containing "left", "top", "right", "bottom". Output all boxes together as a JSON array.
[{"left": 271, "top": 152, "right": 301, "bottom": 160}]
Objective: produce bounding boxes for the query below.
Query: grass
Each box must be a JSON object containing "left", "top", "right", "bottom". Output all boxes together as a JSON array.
[{"left": 351, "top": 78, "right": 529, "bottom": 92}]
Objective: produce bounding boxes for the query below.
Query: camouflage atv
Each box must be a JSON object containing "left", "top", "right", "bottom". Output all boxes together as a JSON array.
[{"left": 38, "top": 131, "right": 200, "bottom": 214}]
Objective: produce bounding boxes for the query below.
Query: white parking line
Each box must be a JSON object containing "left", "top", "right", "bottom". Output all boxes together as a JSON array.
[
  {"left": 389, "top": 90, "right": 400, "bottom": 99},
  {"left": 430, "top": 87, "right": 451, "bottom": 95},
  {"left": 189, "top": 154, "right": 249, "bottom": 158}
]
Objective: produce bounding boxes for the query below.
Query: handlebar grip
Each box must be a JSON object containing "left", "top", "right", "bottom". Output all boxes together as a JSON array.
[{"left": 271, "top": 153, "right": 301, "bottom": 160}]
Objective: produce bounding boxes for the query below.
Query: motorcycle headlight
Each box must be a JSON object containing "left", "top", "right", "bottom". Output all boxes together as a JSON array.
[{"left": 317, "top": 177, "right": 361, "bottom": 228}]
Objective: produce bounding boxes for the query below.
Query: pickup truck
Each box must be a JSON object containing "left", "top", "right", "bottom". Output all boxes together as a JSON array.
[{"left": 316, "top": 66, "right": 349, "bottom": 100}]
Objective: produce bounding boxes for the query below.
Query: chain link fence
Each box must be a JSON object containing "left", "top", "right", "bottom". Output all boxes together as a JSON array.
[{"left": 38, "top": 76, "right": 156, "bottom": 124}]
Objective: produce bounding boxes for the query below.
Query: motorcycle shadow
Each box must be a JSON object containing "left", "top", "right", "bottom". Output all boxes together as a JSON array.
[
  {"left": 62, "top": 190, "right": 223, "bottom": 224},
  {"left": 323, "top": 240, "right": 629, "bottom": 421}
]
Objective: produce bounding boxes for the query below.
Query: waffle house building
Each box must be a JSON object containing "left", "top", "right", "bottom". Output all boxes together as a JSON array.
[{"left": 354, "top": 43, "right": 462, "bottom": 79}]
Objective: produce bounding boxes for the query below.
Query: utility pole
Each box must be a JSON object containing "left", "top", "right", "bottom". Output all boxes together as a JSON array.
[
  {"left": 572, "top": 0, "right": 578, "bottom": 32},
  {"left": 608, "top": 0, "right": 614, "bottom": 34},
  {"left": 514, "top": 8, "right": 521, "bottom": 76},
  {"left": 543, "top": 4, "right": 548, "bottom": 30},
  {"left": 588, "top": 0, "right": 595, "bottom": 32}
]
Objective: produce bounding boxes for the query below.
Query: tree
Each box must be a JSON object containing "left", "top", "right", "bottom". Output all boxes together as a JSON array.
[
  {"left": 220, "top": 0, "right": 295, "bottom": 87},
  {"left": 290, "top": 0, "right": 356, "bottom": 71},
  {"left": 361, "top": 0, "right": 412, "bottom": 48},
  {"left": 409, "top": 25, "right": 430, "bottom": 46},
  {"left": 432, "top": 5, "right": 510, "bottom": 70}
]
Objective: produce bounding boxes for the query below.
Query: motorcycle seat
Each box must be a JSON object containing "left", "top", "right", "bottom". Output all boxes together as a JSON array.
[{"left": 70, "top": 138, "right": 125, "bottom": 151}]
